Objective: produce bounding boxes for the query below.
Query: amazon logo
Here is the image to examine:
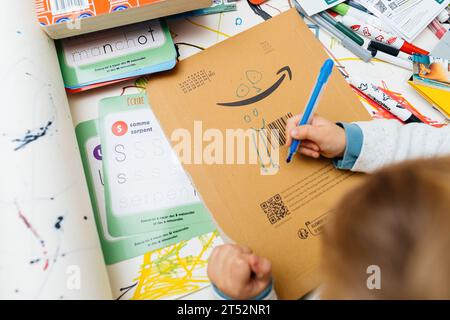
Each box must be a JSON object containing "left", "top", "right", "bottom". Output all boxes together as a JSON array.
[{"left": 217, "top": 66, "right": 292, "bottom": 107}]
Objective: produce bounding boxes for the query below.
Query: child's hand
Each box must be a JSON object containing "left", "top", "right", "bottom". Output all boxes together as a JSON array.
[
  {"left": 207, "top": 244, "right": 272, "bottom": 300},
  {"left": 286, "top": 114, "right": 346, "bottom": 159}
]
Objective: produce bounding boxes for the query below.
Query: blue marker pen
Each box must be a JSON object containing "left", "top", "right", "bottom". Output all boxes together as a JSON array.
[{"left": 286, "top": 59, "right": 334, "bottom": 163}]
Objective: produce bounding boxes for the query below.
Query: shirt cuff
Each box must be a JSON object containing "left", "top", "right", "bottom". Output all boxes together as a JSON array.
[
  {"left": 333, "top": 122, "right": 363, "bottom": 170},
  {"left": 211, "top": 281, "right": 277, "bottom": 300}
]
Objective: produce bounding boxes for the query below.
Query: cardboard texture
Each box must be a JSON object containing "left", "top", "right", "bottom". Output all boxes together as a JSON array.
[{"left": 146, "top": 9, "right": 371, "bottom": 299}]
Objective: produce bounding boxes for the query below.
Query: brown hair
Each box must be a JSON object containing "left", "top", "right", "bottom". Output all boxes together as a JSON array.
[{"left": 322, "top": 157, "right": 450, "bottom": 299}]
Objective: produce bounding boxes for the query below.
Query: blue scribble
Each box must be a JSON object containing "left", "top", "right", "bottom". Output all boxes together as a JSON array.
[{"left": 12, "top": 120, "right": 53, "bottom": 151}]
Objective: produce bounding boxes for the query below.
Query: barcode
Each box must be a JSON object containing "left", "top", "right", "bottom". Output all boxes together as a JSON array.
[
  {"left": 50, "top": 0, "right": 90, "bottom": 15},
  {"left": 374, "top": 0, "right": 388, "bottom": 13},
  {"left": 265, "top": 112, "right": 293, "bottom": 147}
]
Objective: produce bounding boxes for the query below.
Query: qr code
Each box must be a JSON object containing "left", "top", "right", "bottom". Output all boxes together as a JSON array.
[
  {"left": 374, "top": 0, "right": 388, "bottom": 13},
  {"left": 260, "top": 194, "right": 290, "bottom": 224}
]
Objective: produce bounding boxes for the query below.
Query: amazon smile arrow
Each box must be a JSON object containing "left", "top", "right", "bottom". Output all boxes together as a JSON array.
[{"left": 217, "top": 66, "right": 292, "bottom": 107}]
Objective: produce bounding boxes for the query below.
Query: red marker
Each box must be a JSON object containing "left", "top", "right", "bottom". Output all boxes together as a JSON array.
[{"left": 335, "top": 14, "right": 429, "bottom": 55}]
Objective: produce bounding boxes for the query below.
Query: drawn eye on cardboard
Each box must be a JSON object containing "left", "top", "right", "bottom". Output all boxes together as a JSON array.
[
  {"left": 236, "top": 84, "right": 250, "bottom": 97},
  {"left": 246, "top": 70, "right": 263, "bottom": 84},
  {"left": 246, "top": 70, "right": 263, "bottom": 92},
  {"left": 217, "top": 66, "right": 292, "bottom": 107}
]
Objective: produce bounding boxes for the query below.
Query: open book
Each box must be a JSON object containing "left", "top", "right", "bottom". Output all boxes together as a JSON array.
[{"left": 0, "top": 1, "right": 220, "bottom": 300}]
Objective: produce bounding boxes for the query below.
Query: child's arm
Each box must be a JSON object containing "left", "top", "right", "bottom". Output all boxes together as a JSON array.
[
  {"left": 351, "top": 119, "right": 450, "bottom": 172},
  {"left": 207, "top": 244, "right": 277, "bottom": 300},
  {"left": 286, "top": 115, "right": 450, "bottom": 173}
]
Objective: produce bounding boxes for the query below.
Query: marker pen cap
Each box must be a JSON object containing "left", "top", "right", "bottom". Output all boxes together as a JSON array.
[
  {"left": 331, "top": 3, "right": 349, "bottom": 16},
  {"left": 369, "top": 41, "right": 400, "bottom": 56},
  {"left": 437, "top": 10, "right": 449, "bottom": 23},
  {"left": 318, "top": 59, "right": 334, "bottom": 83}
]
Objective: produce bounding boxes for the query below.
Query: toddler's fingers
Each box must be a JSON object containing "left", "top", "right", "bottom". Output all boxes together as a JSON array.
[
  {"left": 300, "top": 140, "right": 320, "bottom": 152},
  {"left": 249, "top": 254, "right": 272, "bottom": 280},
  {"left": 290, "top": 125, "right": 322, "bottom": 144},
  {"left": 299, "top": 147, "right": 320, "bottom": 158},
  {"left": 285, "top": 114, "right": 302, "bottom": 146}
]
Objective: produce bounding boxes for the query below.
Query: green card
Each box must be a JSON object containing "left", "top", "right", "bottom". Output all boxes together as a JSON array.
[
  {"left": 98, "top": 94, "right": 213, "bottom": 237},
  {"left": 75, "top": 119, "right": 215, "bottom": 265}
]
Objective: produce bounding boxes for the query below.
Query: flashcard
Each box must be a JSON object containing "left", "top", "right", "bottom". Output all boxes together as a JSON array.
[
  {"left": 76, "top": 119, "right": 215, "bottom": 264},
  {"left": 98, "top": 94, "right": 212, "bottom": 237}
]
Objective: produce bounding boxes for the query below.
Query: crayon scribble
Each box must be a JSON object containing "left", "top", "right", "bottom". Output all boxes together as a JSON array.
[
  {"left": 378, "top": 83, "right": 446, "bottom": 128},
  {"left": 12, "top": 120, "right": 53, "bottom": 151},
  {"left": 127, "top": 232, "right": 218, "bottom": 300},
  {"left": 16, "top": 201, "right": 49, "bottom": 271}
]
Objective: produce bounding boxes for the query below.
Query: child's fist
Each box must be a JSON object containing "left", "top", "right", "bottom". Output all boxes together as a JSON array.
[
  {"left": 286, "top": 114, "right": 347, "bottom": 159},
  {"left": 207, "top": 244, "right": 272, "bottom": 300}
]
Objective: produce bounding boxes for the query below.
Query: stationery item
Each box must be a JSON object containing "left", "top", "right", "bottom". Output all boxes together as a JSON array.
[
  {"left": 249, "top": 0, "right": 268, "bottom": 4},
  {"left": 428, "top": 18, "right": 447, "bottom": 40},
  {"left": 295, "top": 2, "right": 373, "bottom": 61},
  {"left": 437, "top": 8, "right": 450, "bottom": 23},
  {"left": 319, "top": 11, "right": 365, "bottom": 45},
  {"left": 408, "top": 80, "right": 450, "bottom": 119},
  {"left": 348, "top": 76, "right": 421, "bottom": 123},
  {"left": 187, "top": 0, "right": 238, "bottom": 16},
  {"left": 331, "top": 2, "right": 389, "bottom": 31},
  {"left": 146, "top": 9, "right": 371, "bottom": 299},
  {"left": 347, "top": 0, "right": 371, "bottom": 13},
  {"left": 75, "top": 119, "right": 215, "bottom": 264},
  {"left": 335, "top": 13, "right": 429, "bottom": 55},
  {"left": 56, "top": 19, "right": 177, "bottom": 92},
  {"left": 98, "top": 94, "right": 212, "bottom": 237},
  {"left": 368, "top": 41, "right": 412, "bottom": 61},
  {"left": 356, "top": 0, "right": 450, "bottom": 42},
  {"left": 412, "top": 54, "right": 450, "bottom": 92},
  {"left": 296, "top": 0, "right": 346, "bottom": 15},
  {"left": 287, "top": 59, "right": 334, "bottom": 163},
  {"left": 431, "top": 31, "right": 450, "bottom": 59},
  {"left": 35, "top": 0, "right": 213, "bottom": 39},
  {"left": 369, "top": 48, "right": 412, "bottom": 70}
]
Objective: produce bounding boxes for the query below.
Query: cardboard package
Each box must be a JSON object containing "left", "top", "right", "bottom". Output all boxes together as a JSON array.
[{"left": 146, "top": 9, "right": 371, "bottom": 299}]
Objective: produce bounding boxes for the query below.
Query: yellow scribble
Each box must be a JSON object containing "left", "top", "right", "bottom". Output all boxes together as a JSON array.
[
  {"left": 132, "top": 232, "right": 218, "bottom": 300},
  {"left": 185, "top": 18, "right": 231, "bottom": 38}
]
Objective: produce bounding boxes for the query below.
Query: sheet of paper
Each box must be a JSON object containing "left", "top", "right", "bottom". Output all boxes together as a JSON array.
[
  {"left": 296, "top": 0, "right": 346, "bottom": 15},
  {"left": 0, "top": 0, "right": 111, "bottom": 299},
  {"left": 431, "top": 31, "right": 450, "bottom": 59},
  {"left": 107, "top": 231, "right": 222, "bottom": 300},
  {"left": 356, "top": 0, "right": 450, "bottom": 41}
]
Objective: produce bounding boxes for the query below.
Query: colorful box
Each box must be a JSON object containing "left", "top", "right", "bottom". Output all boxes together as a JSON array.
[{"left": 35, "top": 0, "right": 212, "bottom": 39}]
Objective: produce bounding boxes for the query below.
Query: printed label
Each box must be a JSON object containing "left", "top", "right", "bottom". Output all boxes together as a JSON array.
[{"left": 62, "top": 20, "right": 166, "bottom": 67}]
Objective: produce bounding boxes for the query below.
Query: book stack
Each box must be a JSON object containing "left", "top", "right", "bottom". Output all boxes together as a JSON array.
[
  {"left": 409, "top": 54, "right": 450, "bottom": 119},
  {"left": 35, "top": 0, "right": 218, "bottom": 92},
  {"left": 36, "top": 0, "right": 212, "bottom": 39}
]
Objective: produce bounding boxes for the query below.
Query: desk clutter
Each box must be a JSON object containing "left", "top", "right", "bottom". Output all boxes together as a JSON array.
[{"left": 1, "top": 0, "right": 449, "bottom": 300}]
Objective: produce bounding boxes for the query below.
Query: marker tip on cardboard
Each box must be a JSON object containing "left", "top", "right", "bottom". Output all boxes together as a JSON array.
[{"left": 286, "top": 154, "right": 293, "bottom": 163}]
